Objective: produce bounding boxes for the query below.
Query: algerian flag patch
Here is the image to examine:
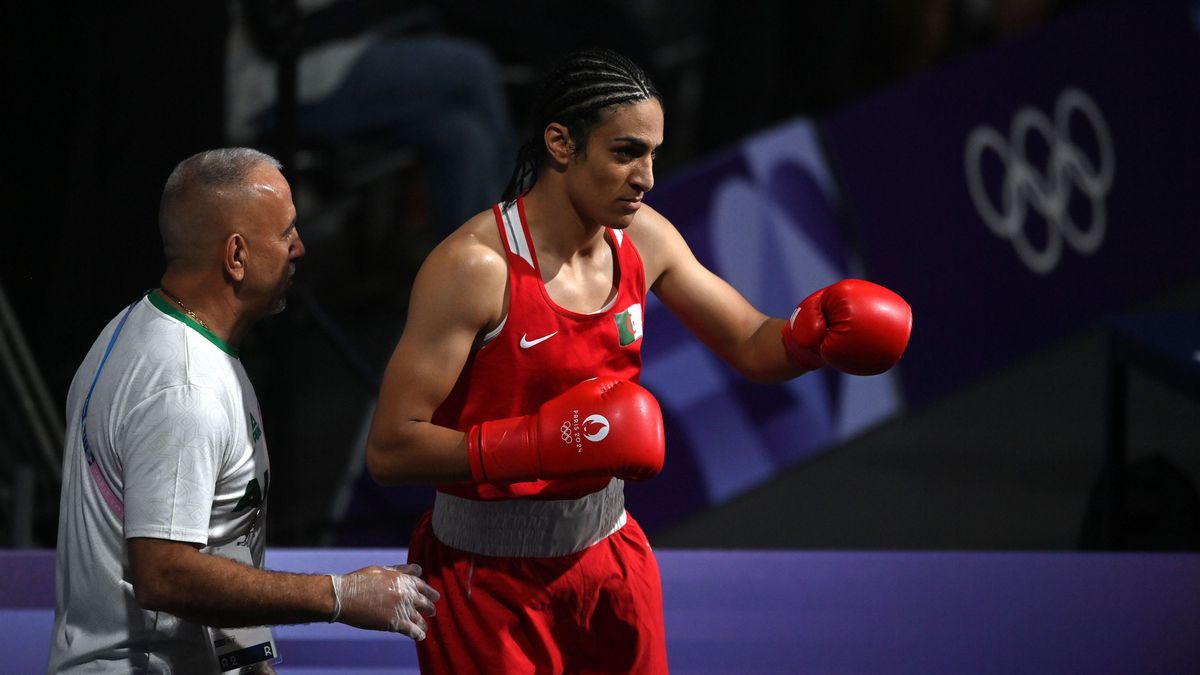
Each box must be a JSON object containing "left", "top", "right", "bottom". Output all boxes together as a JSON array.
[{"left": 614, "top": 303, "right": 643, "bottom": 346}]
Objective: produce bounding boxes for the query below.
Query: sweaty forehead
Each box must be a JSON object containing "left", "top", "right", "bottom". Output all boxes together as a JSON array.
[
  {"left": 245, "top": 164, "right": 289, "bottom": 198},
  {"left": 238, "top": 164, "right": 295, "bottom": 229}
]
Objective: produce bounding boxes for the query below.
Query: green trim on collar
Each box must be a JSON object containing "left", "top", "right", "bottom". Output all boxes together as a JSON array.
[{"left": 148, "top": 289, "right": 239, "bottom": 358}]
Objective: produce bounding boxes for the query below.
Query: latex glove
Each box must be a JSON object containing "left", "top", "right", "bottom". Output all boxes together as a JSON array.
[{"left": 329, "top": 563, "right": 440, "bottom": 640}]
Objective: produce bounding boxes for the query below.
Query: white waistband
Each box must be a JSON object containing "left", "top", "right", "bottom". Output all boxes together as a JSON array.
[{"left": 431, "top": 479, "right": 627, "bottom": 557}]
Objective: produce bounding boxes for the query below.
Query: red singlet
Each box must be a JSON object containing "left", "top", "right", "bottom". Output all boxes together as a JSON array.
[{"left": 433, "top": 197, "right": 647, "bottom": 501}]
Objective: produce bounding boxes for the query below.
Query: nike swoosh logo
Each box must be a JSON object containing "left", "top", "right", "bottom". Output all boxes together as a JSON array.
[{"left": 519, "top": 331, "right": 558, "bottom": 349}]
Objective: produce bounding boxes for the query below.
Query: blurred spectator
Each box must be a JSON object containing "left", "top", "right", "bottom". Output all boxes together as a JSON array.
[{"left": 225, "top": 0, "right": 516, "bottom": 236}]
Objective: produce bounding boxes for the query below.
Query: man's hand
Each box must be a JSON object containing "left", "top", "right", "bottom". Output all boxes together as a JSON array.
[{"left": 329, "top": 564, "right": 440, "bottom": 640}]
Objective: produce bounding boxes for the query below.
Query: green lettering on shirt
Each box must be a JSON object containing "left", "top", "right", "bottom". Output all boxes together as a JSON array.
[
  {"left": 234, "top": 469, "right": 270, "bottom": 512},
  {"left": 248, "top": 412, "right": 262, "bottom": 443}
]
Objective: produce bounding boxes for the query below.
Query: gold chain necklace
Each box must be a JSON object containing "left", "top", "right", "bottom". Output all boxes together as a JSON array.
[{"left": 160, "top": 288, "right": 210, "bottom": 331}]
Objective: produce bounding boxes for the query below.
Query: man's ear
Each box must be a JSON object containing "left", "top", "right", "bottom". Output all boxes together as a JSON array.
[
  {"left": 225, "top": 233, "right": 247, "bottom": 282},
  {"left": 544, "top": 122, "right": 575, "bottom": 169}
]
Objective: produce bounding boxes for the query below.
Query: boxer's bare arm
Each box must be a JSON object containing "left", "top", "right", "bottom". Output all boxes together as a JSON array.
[
  {"left": 366, "top": 213, "right": 507, "bottom": 485},
  {"left": 631, "top": 205, "right": 805, "bottom": 383}
]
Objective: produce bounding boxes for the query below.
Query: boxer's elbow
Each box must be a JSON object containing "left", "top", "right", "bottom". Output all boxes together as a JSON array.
[{"left": 366, "top": 425, "right": 429, "bottom": 486}]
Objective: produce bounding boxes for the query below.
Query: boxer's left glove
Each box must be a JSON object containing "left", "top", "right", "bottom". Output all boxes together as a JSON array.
[
  {"left": 782, "top": 279, "right": 912, "bottom": 375},
  {"left": 467, "top": 377, "right": 665, "bottom": 484}
]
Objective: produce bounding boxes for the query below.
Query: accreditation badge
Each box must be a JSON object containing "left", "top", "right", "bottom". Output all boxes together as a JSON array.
[{"left": 205, "top": 538, "right": 280, "bottom": 673}]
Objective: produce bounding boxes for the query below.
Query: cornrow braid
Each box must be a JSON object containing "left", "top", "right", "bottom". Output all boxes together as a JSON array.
[{"left": 502, "top": 48, "right": 661, "bottom": 203}]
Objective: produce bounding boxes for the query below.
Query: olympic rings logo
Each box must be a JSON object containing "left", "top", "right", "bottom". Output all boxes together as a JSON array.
[
  {"left": 964, "top": 87, "right": 1115, "bottom": 275},
  {"left": 560, "top": 421, "right": 573, "bottom": 444}
]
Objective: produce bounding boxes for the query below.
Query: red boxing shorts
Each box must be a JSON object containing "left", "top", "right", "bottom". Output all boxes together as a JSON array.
[{"left": 408, "top": 510, "right": 668, "bottom": 674}]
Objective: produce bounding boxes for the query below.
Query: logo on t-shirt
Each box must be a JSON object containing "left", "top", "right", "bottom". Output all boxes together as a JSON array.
[
  {"left": 519, "top": 331, "right": 558, "bottom": 349},
  {"left": 248, "top": 411, "right": 262, "bottom": 443},
  {"left": 614, "top": 304, "right": 643, "bottom": 346},
  {"left": 234, "top": 469, "right": 270, "bottom": 512}
]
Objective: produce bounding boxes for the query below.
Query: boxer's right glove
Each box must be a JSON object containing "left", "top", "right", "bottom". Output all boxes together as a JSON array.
[
  {"left": 467, "top": 377, "right": 665, "bottom": 484},
  {"left": 782, "top": 279, "right": 912, "bottom": 376}
]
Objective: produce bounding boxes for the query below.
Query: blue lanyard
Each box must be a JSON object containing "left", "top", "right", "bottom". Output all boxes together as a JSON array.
[{"left": 80, "top": 293, "right": 147, "bottom": 519}]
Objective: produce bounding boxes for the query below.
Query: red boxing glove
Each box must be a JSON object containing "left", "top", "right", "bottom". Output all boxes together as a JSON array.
[
  {"left": 782, "top": 279, "right": 912, "bottom": 376},
  {"left": 467, "top": 377, "right": 665, "bottom": 485}
]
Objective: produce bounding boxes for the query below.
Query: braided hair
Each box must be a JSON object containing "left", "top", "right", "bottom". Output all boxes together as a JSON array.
[{"left": 502, "top": 48, "right": 661, "bottom": 203}]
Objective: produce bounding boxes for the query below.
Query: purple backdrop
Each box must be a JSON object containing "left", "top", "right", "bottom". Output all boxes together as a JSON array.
[
  {"left": 821, "top": 0, "right": 1200, "bottom": 405},
  {"left": 630, "top": 121, "right": 903, "bottom": 529}
]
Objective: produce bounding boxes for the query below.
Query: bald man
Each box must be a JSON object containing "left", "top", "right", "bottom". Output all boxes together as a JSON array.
[{"left": 48, "top": 148, "right": 438, "bottom": 674}]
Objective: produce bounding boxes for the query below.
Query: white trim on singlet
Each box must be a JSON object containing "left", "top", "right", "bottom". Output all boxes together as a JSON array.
[
  {"left": 485, "top": 200, "right": 622, "bottom": 343},
  {"left": 500, "top": 200, "right": 534, "bottom": 268},
  {"left": 479, "top": 202, "right": 527, "bottom": 348},
  {"left": 593, "top": 291, "right": 618, "bottom": 314},
  {"left": 481, "top": 314, "right": 506, "bottom": 345}
]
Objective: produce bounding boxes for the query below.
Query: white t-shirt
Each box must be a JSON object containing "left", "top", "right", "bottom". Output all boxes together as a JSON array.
[{"left": 48, "top": 292, "right": 271, "bottom": 673}]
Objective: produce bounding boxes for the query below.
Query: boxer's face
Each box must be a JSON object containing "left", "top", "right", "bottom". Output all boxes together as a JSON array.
[{"left": 564, "top": 98, "right": 664, "bottom": 229}]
